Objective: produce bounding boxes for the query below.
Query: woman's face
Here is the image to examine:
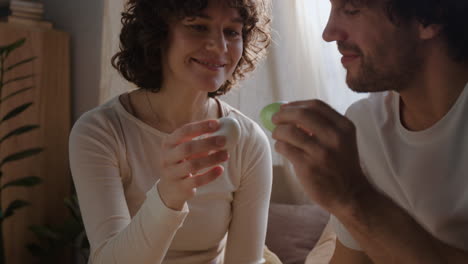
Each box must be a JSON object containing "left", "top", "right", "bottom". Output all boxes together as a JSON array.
[{"left": 162, "top": 0, "right": 244, "bottom": 93}]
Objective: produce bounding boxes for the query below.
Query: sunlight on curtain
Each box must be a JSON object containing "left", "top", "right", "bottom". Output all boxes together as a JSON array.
[
  {"left": 221, "top": 0, "right": 367, "bottom": 204},
  {"left": 294, "top": 0, "right": 367, "bottom": 113}
]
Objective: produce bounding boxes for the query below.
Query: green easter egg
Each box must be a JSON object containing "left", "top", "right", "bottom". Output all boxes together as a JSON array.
[{"left": 260, "top": 102, "right": 285, "bottom": 132}]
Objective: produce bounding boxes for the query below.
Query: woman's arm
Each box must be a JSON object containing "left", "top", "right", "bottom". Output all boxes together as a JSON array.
[
  {"left": 69, "top": 114, "right": 188, "bottom": 264},
  {"left": 223, "top": 123, "right": 273, "bottom": 264}
]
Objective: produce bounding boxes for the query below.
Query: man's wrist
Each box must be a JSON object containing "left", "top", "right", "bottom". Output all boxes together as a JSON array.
[{"left": 333, "top": 180, "right": 379, "bottom": 224}]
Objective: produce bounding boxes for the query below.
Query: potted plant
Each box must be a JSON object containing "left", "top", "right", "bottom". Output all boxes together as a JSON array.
[
  {"left": 0, "top": 38, "right": 43, "bottom": 264},
  {"left": 27, "top": 194, "right": 89, "bottom": 264}
]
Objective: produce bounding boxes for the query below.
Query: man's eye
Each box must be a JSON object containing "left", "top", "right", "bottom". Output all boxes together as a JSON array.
[{"left": 344, "top": 9, "right": 360, "bottom": 16}]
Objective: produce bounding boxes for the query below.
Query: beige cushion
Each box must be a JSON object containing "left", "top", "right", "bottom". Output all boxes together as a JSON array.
[
  {"left": 266, "top": 203, "right": 329, "bottom": 264},
  {"left": 305, "top": 220, "right": 337, "bottom": 264},
  {"left": 264, "top": 246, "right": 283, "bottom": 264}
]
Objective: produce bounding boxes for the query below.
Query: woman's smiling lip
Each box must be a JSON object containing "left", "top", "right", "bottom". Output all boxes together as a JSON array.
[{"left": 191, "top": 58, "right": 227, "bottom": 71}]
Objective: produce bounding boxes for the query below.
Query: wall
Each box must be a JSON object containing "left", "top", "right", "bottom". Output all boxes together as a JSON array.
[
  {"left": 0, "top": 23, "right": 72, "bottom": 263},
  {"left": 42, "top": 0, "right": 104, "bottom": 121}
]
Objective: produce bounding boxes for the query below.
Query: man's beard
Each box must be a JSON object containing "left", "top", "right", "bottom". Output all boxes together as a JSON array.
[{"left": 339, "top": 38, "right": 424, "bottom": 93}]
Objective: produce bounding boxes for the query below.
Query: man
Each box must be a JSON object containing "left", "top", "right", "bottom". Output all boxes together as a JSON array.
[{"left": 272, "top": 0, "right": 468, "bottom": 263}]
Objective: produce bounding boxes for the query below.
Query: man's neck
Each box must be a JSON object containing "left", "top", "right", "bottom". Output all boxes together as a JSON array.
[{"left": 399, "top": 56, "right": 468, "bottom": 131}]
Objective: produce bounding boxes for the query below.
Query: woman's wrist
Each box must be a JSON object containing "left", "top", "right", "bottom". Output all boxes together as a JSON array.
[{"left": 156, "top": 180, "right": 186, "bottom": 211}]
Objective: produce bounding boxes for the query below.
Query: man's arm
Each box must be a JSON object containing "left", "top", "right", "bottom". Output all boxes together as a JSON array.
[
  {"left": 271, "top": 100, "right": 468, "bottom": 264},
  {"left": 330, "top": 239, "right": 373, "bottom": 264},
  {"left": 334, "top": 187, "right": 468, "bottom": 264}
]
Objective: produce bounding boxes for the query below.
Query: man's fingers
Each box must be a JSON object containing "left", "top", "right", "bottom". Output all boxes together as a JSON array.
[
  {"left": 164, "top": 119, "right": 220, "bottom": 148},
  {"left": 272, "top": 123, "right": 322, "bottom": 156},
  {"left": 274, "top": 140, "right": 309, "bottom": 166},
  {"left": 281, "top": 99, "right": 345, "bottom": 127},
  {"left": 272, "top": 105, "right": 339, "bottom": 145}
]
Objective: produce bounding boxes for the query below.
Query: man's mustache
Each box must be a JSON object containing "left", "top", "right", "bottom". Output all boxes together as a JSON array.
[{"left": 337, "top": 41, "right": 363, "bottom": 55}]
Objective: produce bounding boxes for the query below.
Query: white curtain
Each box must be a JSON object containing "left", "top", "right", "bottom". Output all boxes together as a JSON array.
[
  {"left": 99, "top": 0, "right": 134, "bottom": 102},
  {"left": 99, "top": 0, "right": 366, "bottom": 204},
  {"left": 221, "top": 1, "right": 366, "bottom": 204}
]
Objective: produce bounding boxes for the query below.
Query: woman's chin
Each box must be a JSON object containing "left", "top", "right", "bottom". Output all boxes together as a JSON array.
[{"left": 195, "top": 80, "right": 227, "bottom": 93}]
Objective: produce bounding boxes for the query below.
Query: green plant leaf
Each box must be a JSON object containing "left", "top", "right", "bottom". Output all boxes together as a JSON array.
[
  {"left": 64, "top": 196, "right": 82, "bottom": 222},
  {"left": 0, "top": 86, "right": 34, "bottom": 105},
  {"left": 0, "top": 38, "right": 26, "bottom": 58},
  {"left": 60, "top": 219, "right": 83, "bottom": 242},
  {"left": 0, "top": 147, "right": 43, "bottom": 168},
  {"left": 29, "top": 225, "right": 61, "bottom": 241},
  {"left": 1, "top": 176, "right": 42, "bottom": 190},
  {"left": 3, "top": 199, "right": 30, "bottom": 219},
  {"left": 26, "top": 243, "right": 47, "bottom": 257},
  {"left": 0, "top": 102, "right": 33, "bottom": 124},
  {"left": 0, "top": 125, "right": 40, "bottom": 144},
  {"left": 4, "top": 57, "right": 36, "bottom": 73},
  {"left": 2, "top": 74, "right": 34, "bottom": 87}
]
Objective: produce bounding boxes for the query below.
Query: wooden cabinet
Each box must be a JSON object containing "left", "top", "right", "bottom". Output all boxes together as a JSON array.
[{"left": 0, "top": 22, "right": 71, "bottom": 264}]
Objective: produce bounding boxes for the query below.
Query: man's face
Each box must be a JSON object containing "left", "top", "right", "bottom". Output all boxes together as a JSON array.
[{"left": 323, "top": 0, "right": 424, "bottom": 93}]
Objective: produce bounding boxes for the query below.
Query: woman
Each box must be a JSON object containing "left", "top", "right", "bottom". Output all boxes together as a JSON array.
[{"left": 69, "top": 0, "right": 276, "bottom": 263}]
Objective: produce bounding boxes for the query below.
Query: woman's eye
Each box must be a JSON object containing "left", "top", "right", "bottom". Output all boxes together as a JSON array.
[{"left": 225, "top": 29, "right": 241, "bottom": 38}]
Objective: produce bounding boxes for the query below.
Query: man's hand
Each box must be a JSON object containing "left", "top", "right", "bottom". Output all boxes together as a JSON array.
[
  {"left": 272, "top": 101, "right": 468, "bottom": 264},
  {"left": 271, "top": 99, "right": 371, "bottom": 213}
]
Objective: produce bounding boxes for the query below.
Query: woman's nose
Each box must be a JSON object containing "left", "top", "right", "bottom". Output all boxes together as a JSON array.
[{"left": 206, "top": 31, "right": 228, "bottom": 53}]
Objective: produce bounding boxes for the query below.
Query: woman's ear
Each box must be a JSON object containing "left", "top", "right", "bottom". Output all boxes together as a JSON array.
[{"left": 419, "top": 23, "right": 443, "bottom": 40}]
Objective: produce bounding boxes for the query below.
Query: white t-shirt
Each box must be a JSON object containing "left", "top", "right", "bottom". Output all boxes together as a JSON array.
[
  {"left": 69, "top": 94, "right": 272, "bottom": 264},
  {"left": 332, "top": 82, "right": 468, "bottom": 251}
]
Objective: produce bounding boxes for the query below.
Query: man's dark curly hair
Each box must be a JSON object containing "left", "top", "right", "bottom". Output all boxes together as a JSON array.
[
  {"left": 345, "top": 0, "right": 468, "bottom": 64},
  {"left": 112, "top": 0, "right": 271, "bottom": 97}
]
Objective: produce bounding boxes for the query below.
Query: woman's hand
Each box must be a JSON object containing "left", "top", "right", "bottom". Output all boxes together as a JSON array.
[{"left": 157, "top": 119, "right": 229, "bottom": 211}]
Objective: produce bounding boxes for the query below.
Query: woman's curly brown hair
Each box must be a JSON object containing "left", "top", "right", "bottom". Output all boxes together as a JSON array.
[{"left": 112, "top": 0, "right": 272, "bottom": 97}]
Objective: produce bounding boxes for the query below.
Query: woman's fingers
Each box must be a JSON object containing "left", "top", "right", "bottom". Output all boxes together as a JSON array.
[
  {"left": 157, "top": 120, "right": 229, "bottom": 208},
  {"left": 164, "top": 135, "right": 227, "bottom": 166},
  {"left": 167, "top": 150, "right": 229, "bottom": 179},
  {"left": 186, "top": 165, "right": 225, "bottom": 188},
  {"left": 164, "top": 119, "right": 220, "bottom": 148}
]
